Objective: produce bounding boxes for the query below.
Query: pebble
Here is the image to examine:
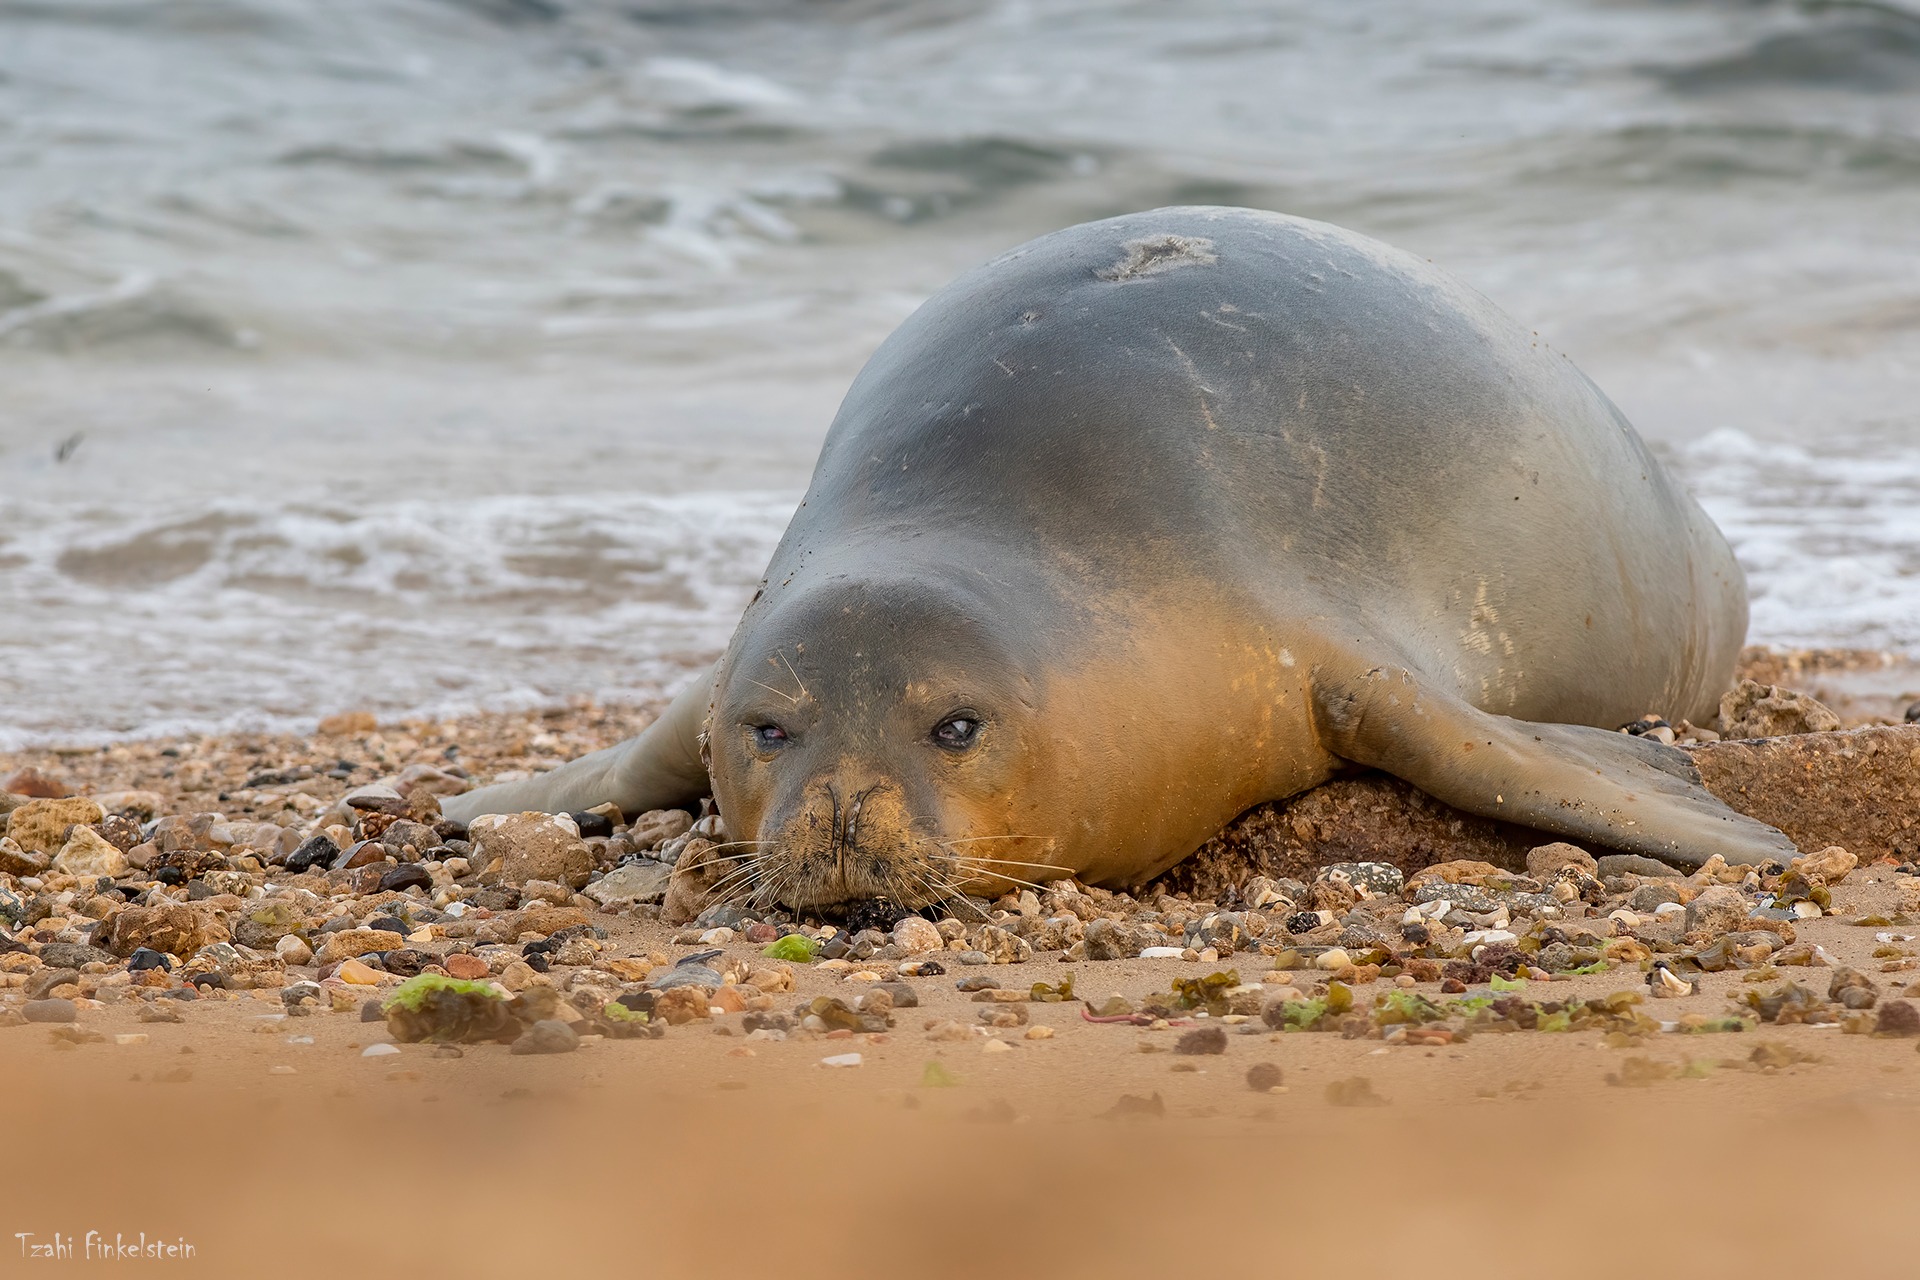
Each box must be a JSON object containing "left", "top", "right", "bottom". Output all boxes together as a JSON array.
[
  {"left": 360, "top": 1043, "right": 401, "bottom": 1057},
  {"left": 23, "top": 999, "right": 76, "bottom": 1024},
  {"left": 981, "top": 1039, "right": 1013, "bottom": 1054},
  {"left": 1139, "top": 946, "right": 1184, "bottom": 959},
  {"left": 443, "top": 953, "right": 490, "bottom": 980},
  {"left": 275, "top": 935, "right": 314, "bottom": 966},
  {"left": 819, "top": 1052, "right": 863, "bottom": 1068},
  {"left": 335, "top": 958, "right": 383, "bottom": 985},
  {"left": 510, "top": 1020, "right": 580, "bottom": 1055},
  {"left": 114, "top": 1033, "right": 149, "bottom": 1046}
]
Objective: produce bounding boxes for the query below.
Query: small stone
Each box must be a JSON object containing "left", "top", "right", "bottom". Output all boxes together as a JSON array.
[
  {"left": 1791, "top": 846, "right": 1858, "bottom": 885},
  {"left": 1875, "top": 1001, "right": 1920, "bottom": 1037},
  {"left": 819, "top": 1052, "right": 863, "bottom": 1067},
  {"left": 469, "top": 811, "right": 594, "bottom": 889},
  {"left": 317, "top": 929, "right": 404, "bottom": 966},
  {"left": 114, "top": 1033, "right": 149, "bottom": 1046},
  {"left": 1314, "top": 948, "right": 1353, "bottom": 971},
  {"left": 892, "top": 916, "right": 943, "bottom": 955},
  {"left": 360, "top": 1042, "right": 401, "bottom": 1057},
  {"left": 126, "top": 948, "right": 172, "bottom": 973},
  {"left": 2, "top": 767, "right": 71, "bottom": 798},
  {"left": 6, "top": 797, "right": 106, "bottom": 857},
  {"left": 1526, "top": 842, "right": 1598, "bottom": 879},
  {"left": 377, "top": 864, "right": 432, "bottom": 893},
  {"left": 583, "top": 862, "right": 671, "bottom": 908},
  {"left": 335, "top": 958, "right": 383, "bottom": 985},
  {"left": 444, "top": 953, "right": 490, "bottom": 980},
  {"left": 1083, "top": 918, "right": 1143, "bottom": 961},
  {"left": 275, "top": 935, "right": 314, "bottom": 966},
  {"left": 1024, "top": 1025, "right": 1054, "bottom": 1040},
  {"left": 24, "top": 999, "right": 77, "bottom": 1024},
  {"left": 1718, "top": 680, "right": 1840, "bottom": 739},
  {"left": 106, "top": 904, "right": 228, "bottom": 959},
  {"left": 981, "top": 1039, "right": 1013, "bottom": 1054},
  {"left": 1684, "top": 886, "right": 1750, "bottom": 938},
  {"left": 1175, "top": 1026, "right": 1228, "bottom": 1055},
  {"left": 1246, "top": 1062, "right": 1285, "bottom": 1092},
  {"left": 52, "top": 825, "right": 129, "bottom": 878},
  {"left": 510, "top": 1019, "right": 580, "bottom": 1055}
]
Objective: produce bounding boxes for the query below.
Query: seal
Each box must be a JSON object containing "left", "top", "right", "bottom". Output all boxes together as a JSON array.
[{"left": 443, "top": 206, "right": 1798, "bottom": 906}]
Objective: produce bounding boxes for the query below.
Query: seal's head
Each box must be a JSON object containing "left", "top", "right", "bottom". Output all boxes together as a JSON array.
[{"left": 707, "top": 572, "right": 1054, "bottom": 910}]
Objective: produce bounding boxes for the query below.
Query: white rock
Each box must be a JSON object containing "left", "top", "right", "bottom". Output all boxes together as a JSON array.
[
  {"left": 818, "top": 1052, "right": 862, "bottom": 1068},
  {"left": 275, "top": 935, "right": 314, "bottom": 966},
  {"left": 583, "top": 861, "right": 672, "bottom": 908},
  {"left": 1312, "top": 948, "right": 1353, "bottom": 971},
  {"left": 361, "top": 1043, "right": 401, "bottom": 1058},
  {"left": 891, "top": 916, "right": 943, "bottom": 955},
  {"left": 1139, "top": 946, "right": 1184, "bottom": 959}
]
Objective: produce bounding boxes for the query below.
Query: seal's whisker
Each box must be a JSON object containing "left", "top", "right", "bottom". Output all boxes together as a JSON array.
[{"left": 746, "top": 678, "right": 801, "bottom": 707}]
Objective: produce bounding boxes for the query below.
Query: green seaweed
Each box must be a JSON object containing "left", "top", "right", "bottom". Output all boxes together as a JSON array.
[
  {"left": 1169, "top": 970, "right": 1242, "bottom": 1015},
  {"left": 1278, "top": 998, "right": 1328, "bottom": 1030},
  {"left": 1565, "top": 960, "right": 1609, "bottom": 975},
  {"left": 920, "top": 1060, "right": 959, "bottom": 1088},
  {"left": 383, "top": 973, "right": 504, "bottom": 1013},
  {"left": 761, "top": 934, "right": 818, "bottom": 962},
  {"left": 1031, "top": 975, "right": 1075, "bottom": 1003},
  {"left": 1489, "top": 973, "right": 1529, "bottom": 991},
  {"left": 1534, "top": 1009, "right": 1572, "bottom": 1033},
  {"left": 600, "top": 1001, "right": 649, "bottom": 1024},
  {"left": 1373, "top": 990, "right": 1445, "bottom": 1026}
]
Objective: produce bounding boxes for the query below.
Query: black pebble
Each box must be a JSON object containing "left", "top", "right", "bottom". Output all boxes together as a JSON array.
[
  {"left": 1284, "top": 912, "right": 1320, "bottom": 935},
  {"left": 523, "top": 953, "right": 550, "bottom": 973},
  {"left": 154, "top": 867, "right": 185, "bottom": 887},
  {"left": 377, "top": 864, "right": 432, "bottom": 894},
  {"left": 285, "top": 835, "right": 340, "bottom": 874},
  {"left": 911, "top": 959, "right": 946, "bottom": 976},
  {"left": 360, "top": 1000, "right": 385, "bottom": 1022},
  {"left": 189, "top": 973, "right": 223, "bottom": 990},
  {"left": 1401, "top": 922, "right": 1431, "bottom": 945},
  {"left": 568, "top": 811, "right": 613, "bottom": 839},
  {"left": 1905, "top": 701, "right": 1920, "bottom": 724},
  {"left": 367, "top": 915, "right": 408, "bottom": 936},
  {"left": 615, "top": 991, "right": 656, "bottom": 1015},
  {"left": 127, "top": 948, "right": 172, "bottom": 972}
]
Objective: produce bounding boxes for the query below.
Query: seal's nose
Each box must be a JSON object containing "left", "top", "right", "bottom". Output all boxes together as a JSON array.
[{"left": 828, "top": 779, "right": 882, "bottom": 848}]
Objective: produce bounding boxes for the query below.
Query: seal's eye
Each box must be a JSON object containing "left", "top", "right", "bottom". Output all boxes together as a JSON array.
[
  {"left": 751, "top": 724, "right": 790, "bottom": 750},
  {"left": 932, "top": 716, "right": 980, "bottom": 750}
]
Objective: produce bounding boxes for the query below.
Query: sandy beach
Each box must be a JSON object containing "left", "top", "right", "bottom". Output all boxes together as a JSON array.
[{"left": 2, "top": 650, "right": 1918, "bottom": 1276}]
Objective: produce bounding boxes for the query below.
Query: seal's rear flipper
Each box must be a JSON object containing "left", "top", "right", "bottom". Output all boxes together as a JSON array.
[
  {"left": 1313, "top": 661, "right": 1799, "bottom": 870},
  {"left": 439, "top": 669, "right": 714, "bottom": 824}
]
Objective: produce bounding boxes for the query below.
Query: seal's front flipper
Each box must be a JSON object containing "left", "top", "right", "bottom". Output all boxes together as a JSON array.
[
  {"left": 440, "top": 669, "right": 714, "bottom": 824},
  {"left": 1313, "top": 661, "right": 1799, "bottom": 869}
]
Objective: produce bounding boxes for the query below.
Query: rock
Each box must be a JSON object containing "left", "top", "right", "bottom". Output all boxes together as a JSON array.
[
  {"left": 496, "top": 961, "right": 538, "bottom": 991},
  {"left": 583, "top": 862, "right": 672, "bottom": 908},
  {"left": 892, "top": 916, "right": 943, "bottom": 955},
  {"left": 1875, "top": 1000, "right": 1920, "bottom": 1036},
  {"left": 232, "top": 901, "right": 310, "bottom": 950},
  {"left": 1246, "top": 1062, "right": 1284, "bottom": 1092},
  {"left": 444, "top": 953, "right": 490, "bottom": 980},
  {"left": 1526, "top": 842, "right": 1598, "bottom": 879},
  {"left": 1719, "top": 680, "right": 1841, "bottom": 739},
  {"left": 1175, "top": 1026, "right": 1228, "bottom": 1055},
  {"left": 275, "top": 935, "right": 314, "bottom": 966},
  {"left": 2, "top": 767, "right": 70, "bottom": 798},
  {"left": 318, "top": 710, "right": 378, "bottom": 736},
  {"left": 1684, "top": 885, "right": 1751, "bottom": 938},
  {"left": 106, "top": 904, "right": 228, "bottom": 959},
  {"left": 282, "top": 835, "right": 339, "bottom": 874},
  {"left": 628, "top": 809, "right": 695, "bottom": 850},
  {"left": 0, "top": 836, "right": 50, "bottom": 877},
  {"left": 23, "top": 998, "right": 77, "bottom": 1023},
  {"left": 52, "top": 825, "right": 129, "bottom": 878},
  {"left": 1322, "top": 862, "right": 1405, "bottom": 896},
  {"left": 5, "top": 797, "right": 106, "bottom": 857},
  {"left": 513, "top": 904, "right": 590, "bottom": 937},
  {"left": 336, "top": 957, "right": 383, "bottom": 985},
  {"left": 42, "top": 942, "right": 113, "bottom": 969},
  {"left": 1083, "top": 918, "right": 1144, "bottom": 961},
  {"left": 651, "top": 986, "right": 711, "bottom": 1024},
  {"left": 469, "top": 812, "right": 593, "bottom": 889},
  {"left": 127, "top": 947, "right": 173, "bottom": 972},
  {"left": 317, "top": 929, "right": 404, "bottom": 966},
  {"left": 377, "top": 820, "right": 440, "bottom": 857},
  {"left": 661, "top": 838, "right": 727, "bottom": 925},
  {"left": 1687, "top": 725, "right": 1920, "bottom": 862},
  {"left": 377, "top": 864, "right": 432, "bottom": 893},
  {"left": 27, "top": 969, "right": 81, "bottom": 1000},
  {"left": 1791, "top": 846, "right": 1858, "bottom": 885}
]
